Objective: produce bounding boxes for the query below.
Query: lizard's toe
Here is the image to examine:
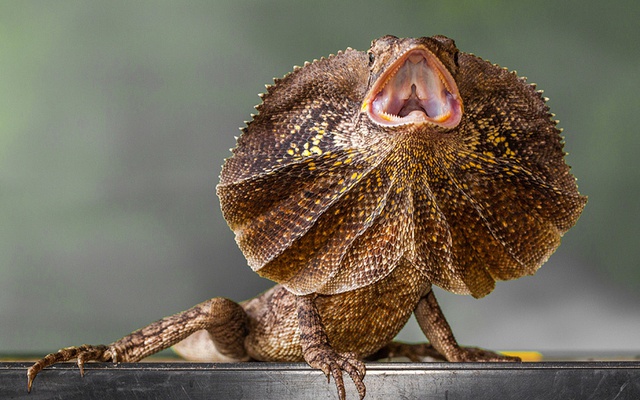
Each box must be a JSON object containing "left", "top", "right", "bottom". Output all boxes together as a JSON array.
[
  {"left": 26, "top": 344, "right": 112, "bottom": 393},
  {"left": 453, "top": 346, "right": 521, "bottom": 362},
  {"left": 308, "top": 349, "right": 366, "bottom": 400}
]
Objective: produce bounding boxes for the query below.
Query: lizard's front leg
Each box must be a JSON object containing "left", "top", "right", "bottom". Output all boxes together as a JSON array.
[
  {"left": 415, "top": 290, "right": 520, "bottom": 362},
  {"left": 297, "top": 294, "right": 366, "bottom": 400},
  {"left": 27, "top": 297, "right": 249, "bottom": 392}
]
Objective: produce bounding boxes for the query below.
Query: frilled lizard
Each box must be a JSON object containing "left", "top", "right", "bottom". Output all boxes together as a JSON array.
[{"left": 27, "top": 35, "right": 586, "bottom": 399}]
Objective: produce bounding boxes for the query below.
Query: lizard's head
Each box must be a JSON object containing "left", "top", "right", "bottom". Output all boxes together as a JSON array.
[{"left": 362, "top": 35, "right": 463, "bottom": 129}]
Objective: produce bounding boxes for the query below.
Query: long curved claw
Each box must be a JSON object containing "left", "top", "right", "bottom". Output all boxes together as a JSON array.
[
  {"left": 306, "top": 348, "right": 366, "bottom": 400},
  {"left": 27, "top": 344, "right": 112, "bottom": 393}
]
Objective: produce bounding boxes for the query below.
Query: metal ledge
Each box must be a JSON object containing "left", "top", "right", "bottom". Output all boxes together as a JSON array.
[{"left": 3, "top": 361, "right": 640, "bottom": 399}]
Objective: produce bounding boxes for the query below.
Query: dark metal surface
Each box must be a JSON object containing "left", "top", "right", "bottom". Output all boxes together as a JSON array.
[{"left": 3, "top": 361, "right": 640, "bottom": 399}]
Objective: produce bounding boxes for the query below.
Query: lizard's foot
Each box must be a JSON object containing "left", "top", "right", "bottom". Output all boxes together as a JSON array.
[
  {"left": 367, "top": 341, "right": 445, "bottom": 362},
  {"left": 449, "top": 346, "right": 521, "bottom": 362},
  {"left": 305, "top": 345, "right": 366, "bottom": 400},
  {"left": 27, "top": 344, "right": 113, "bottom": 393},
  {"left": 368, "top": 341, "right": 518, "bottom": 363},
  {"left": 296, "top": 294, "right": 366, "bottom": 399}
]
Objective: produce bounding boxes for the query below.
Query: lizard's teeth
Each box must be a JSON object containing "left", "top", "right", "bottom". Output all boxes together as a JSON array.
[
  {"left": 380, "top": 110, "right": 401, "bottom": 122},
  {"left": 380, "top": 110, "right": 430, "bottom": 125}
]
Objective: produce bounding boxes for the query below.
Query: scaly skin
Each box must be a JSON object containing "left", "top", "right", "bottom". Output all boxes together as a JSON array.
[{"left": 28, "top": 35, "right": 586, "bottom": 399}]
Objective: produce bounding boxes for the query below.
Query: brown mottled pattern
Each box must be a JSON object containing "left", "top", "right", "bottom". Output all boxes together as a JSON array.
[
  {"left": 219, "top": 35, "right": 585, "bottom": 298},
  {"left": 240, "top": 258, "right": 428, "bottom": 363},
  {"left": 297, "top": 294, "right": 367, "bottom": 400},
  {"left": 28, "top": 36, "right": 585, "bottom": 400},
  {"left": 27, "top": 298, "right": 250, "bottom": 392}
]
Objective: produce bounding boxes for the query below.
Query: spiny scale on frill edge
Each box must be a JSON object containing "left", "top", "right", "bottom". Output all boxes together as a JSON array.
[
  {"left": 235, "top": 49, "right": 353, "bottom": 159},
  {"left": 219, "top": 38, "right": 586, "bottom": 298},
  {"left": 535, "top": 79, "right": 583, "bottom": 193},
  {"left": 257, "top": 49, "right": 350, "bottom": 101}
]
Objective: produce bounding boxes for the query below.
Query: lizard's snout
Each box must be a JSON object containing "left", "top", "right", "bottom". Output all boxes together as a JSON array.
[{"left": 363, "top": 47, "right": 462, "bottom": 129}]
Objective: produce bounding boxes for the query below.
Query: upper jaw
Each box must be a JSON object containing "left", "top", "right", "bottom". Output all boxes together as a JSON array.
[{"left": 362, "top": 46, "right": 463, "bottom": 129}]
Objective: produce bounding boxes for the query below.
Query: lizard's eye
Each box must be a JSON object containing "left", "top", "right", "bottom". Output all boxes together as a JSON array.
[{"left": 368, "top": 52, "right": 375, "bottom": 65}]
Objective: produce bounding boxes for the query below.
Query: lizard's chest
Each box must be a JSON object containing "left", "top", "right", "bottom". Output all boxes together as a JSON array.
[
  {"left": 244, "top": 258, "right": 430, "bottom": 361},
  {"left": 317, "top": 257, "right": 430, "bottom": 355}
]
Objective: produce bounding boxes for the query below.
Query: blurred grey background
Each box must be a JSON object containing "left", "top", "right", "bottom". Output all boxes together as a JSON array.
[{"left": 2, "top": 1, "right": 639, "bottom": 355}]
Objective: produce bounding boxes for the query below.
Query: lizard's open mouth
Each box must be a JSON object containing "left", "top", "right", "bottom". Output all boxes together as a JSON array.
[{"left": 363, "top": 48, "right": 462, "bottom": 128}]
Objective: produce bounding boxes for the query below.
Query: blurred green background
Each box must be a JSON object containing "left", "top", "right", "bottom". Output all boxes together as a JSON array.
[{"left": 2, "top": 1, "right": 639, "bottom": 355}]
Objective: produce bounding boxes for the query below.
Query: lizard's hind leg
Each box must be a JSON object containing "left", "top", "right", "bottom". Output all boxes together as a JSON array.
[
  {"left": 172, "top": 298, "right": 251, "bottom": 362},
  {"left": 27, "top": 297, "right": 249, "bottom": 392}
]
